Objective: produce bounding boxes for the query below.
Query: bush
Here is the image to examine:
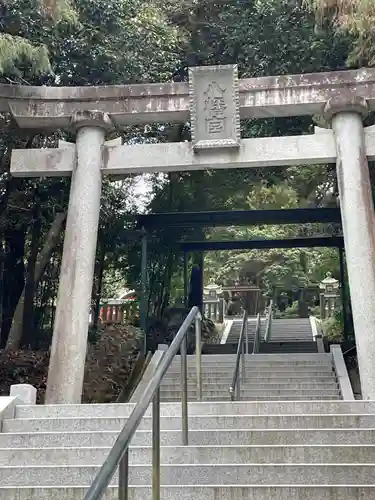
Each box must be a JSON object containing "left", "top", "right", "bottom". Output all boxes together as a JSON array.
[
  {"left": 0, "top": 322, "right": 142, "bottom": 403},
  {"left": 275, "top": 301, "right": 300, "bottom": 319},
  {"left": 323, "top": 310, "right": 344, "bottom": 342}
]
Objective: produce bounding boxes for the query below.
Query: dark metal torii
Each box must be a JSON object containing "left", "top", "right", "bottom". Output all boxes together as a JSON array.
[
  {"left": 137, "top": 208, "right": 346, "bottom": 344},
  {"left": 138, "top": 207, "right": 341, "bottom": 230}
]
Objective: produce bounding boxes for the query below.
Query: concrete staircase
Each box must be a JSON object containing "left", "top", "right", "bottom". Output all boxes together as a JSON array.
[
  {"left": 0, "top": 331, "right": 369, "bottom": 499},
  {"left": 225, "top": 317, "right": 317, "bottom": 353},
  {"left": 1, "top": 398, "right": 375, "bottom": 499},
  {"left": 158, "top": 353, "right": 341, "bottom": 401},
  {"left": 225, "top": 316, "right": 266, "bottom": 344}
]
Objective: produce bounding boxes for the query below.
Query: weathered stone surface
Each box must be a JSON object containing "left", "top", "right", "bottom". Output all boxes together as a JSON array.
[
  {"left": 330, "top": 345, "right": 355, "bottom": 400},
  {"left": 45, "top": 113, "right": 112, "bottom": 404},
  {"left": 9, "top": 384, "right": 36, "bottom": 405},
  {"left": 70, "top": 110, "right": 113, "bottom": 131},
  {"left": 189, "top": 65, "right": 240, "bottom": 149},
  {"left": 11, "top": 126, "right": 375, "bottom": 178},
  {"left": 3, "top": 68, "right": 375, "bottom": 127},
  {"left": 324, "top": 95, "right": 368, "bottom": 120},
  {"left": 7, "top": 128, "right": 372, "bottom": 177},
  {"left": 327, "top": 102, "right": 375, "bottom": 400}
]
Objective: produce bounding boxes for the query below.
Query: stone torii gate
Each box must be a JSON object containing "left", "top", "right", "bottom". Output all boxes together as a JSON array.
[{"left": 7, "top": 65, "right": 375, "bottom": 403}]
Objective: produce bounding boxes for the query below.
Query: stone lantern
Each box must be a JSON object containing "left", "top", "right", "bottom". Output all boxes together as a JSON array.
[
  {"left": 319, "top": 272, "right": 340, "bottom": 319},
  {"left": 204, "top": 280, "right": 222, "bottom": 299},
  {"left": 203, "top": 280, "right": 224, "bottom": 322}
]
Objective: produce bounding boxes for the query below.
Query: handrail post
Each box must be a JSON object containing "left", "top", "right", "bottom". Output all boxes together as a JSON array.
[
  {"left": 181, "top": 334, "right": 188, "bottom": 445},
  {"left": 245, "top": 316, "right": 248, "bottom": 354},
  {"left": 195, "top": 314, "right": 202, "bottom": 401},
  {"left": 236, "top": 353, "right": 241, "bottom": 401},
  {"left": 229, "top": 387, "right": 234, "bottom": 401},
  {"left": 241, "top": 329, "right": 245, "bottom": 383},
  {"left": 118, "top": 450, "right": 128, "bottom": 500},
  {"left": 152, "top": 388, "right": 161, "bottom": 500},
  {"left": 264, "top": 300, "right": 273, "bottom": 342},
  {"left": 253, "top": 312, "right": 261, "bottom": 355}
]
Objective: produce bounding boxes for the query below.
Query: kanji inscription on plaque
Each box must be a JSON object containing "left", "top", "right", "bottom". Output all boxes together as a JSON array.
[{"left": 189, "top": 65, "right": 240, "bottom": 150}]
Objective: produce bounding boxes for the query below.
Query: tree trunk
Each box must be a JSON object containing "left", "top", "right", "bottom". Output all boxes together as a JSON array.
[
  {"left": 1, "top": 226, "right": 26, "bottom": 348},
  {"left": 160, "top": 248, "right": 174, "bottom": 316},
  {"left": 21, "top": 200, "right": 42, "bottom": 347},
  {"left": 0, "top": 242, "right": 5, "bottom": 347},
  {"left": 5, "top": 212, "right": 66, "bottom": 351},
  {"left": 92, "top": 240, "right": 106, "bottom": 330}
]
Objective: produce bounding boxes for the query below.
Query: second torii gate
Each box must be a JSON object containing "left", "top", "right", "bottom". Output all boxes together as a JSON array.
[{"left": 8, "top": 65, "right": 375, "bottom": 403}]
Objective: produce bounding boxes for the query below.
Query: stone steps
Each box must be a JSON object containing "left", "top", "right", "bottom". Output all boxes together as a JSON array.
[
  {"left": 1, "top": 463, "right": 375, "bottom": 486},
  {"left": 161, "top": 396, "right": 342, "bottom": 401},
  {"left": 166, "top": 366, "right": 333, "bottom": 372},
  {"left": 159, "top": 383, "right": 339, "bottom": 391},
  {"left": 164, "top": 370, "right": 335, "bottom": 378},
  {"left": 160, "top": 387, "right": 339, "bottom": 394},
  {"left": 6, "top": 414, "right": 375, "bottom": 433},
  {"left": 2, "top": 485, "right": 375, "bottom": 500},
  {"left": 3, "top": 428, "right": 375, "bottom": 447},
  {"left": 166, "top": 366, "right": 333, "bottom": 371},
  {"left": 18, "top": 401, "right": 375, "bottom": 419},
  {"left": 0, "top": 337, "right": 368, "bottom": 500},
  {"left": 259, "top": 342, "right": 318, "bottom": 353},
  {"left": 161, "top": 376, "right": 338, "bottom": 384},
  {"left": 159, "top": 352, "right": 340, "bottom": 401},
  {"left": 158, "top": 391, "right": 340, "bottom": 401},
  {"left": 226, "top": 318, "right": 315, "bottom": 345},
  {"left": 170, "top": 353, "right": 330, "bottom": 359},
  {"left": 2, "top": 444, "right": 375, "bottom": 466},
  {"left": 162, "top": 376, "right": 338, "bottom": 384},
  {"left": 169, "top": 355, "right": 331, "bottom": 362},
  {"left": 164, "top": 373, "right": 335, "bottom": 382}
]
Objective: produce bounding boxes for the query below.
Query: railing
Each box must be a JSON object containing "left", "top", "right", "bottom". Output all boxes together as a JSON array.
[
  {"left": 229, "top": 310, "right": 248, "bottom": 401},
  {"left": 264, "top": 300, "right": 273, "bottom": 342},
  {"left": 83, "top": 306, "right": 202, "bottom": 500},
  {"left": 252, "top": 312, "right": 261, "bottom": 354}
]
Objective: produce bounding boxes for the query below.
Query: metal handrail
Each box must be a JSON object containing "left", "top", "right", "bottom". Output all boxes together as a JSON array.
[
  {"left": 84, "top": 306, "right": 202, "bottom": 500},
  {"left": 252, "top": 312, "right": 261, "bottom": 354},
  {"left": 343, "top": 345, "right": 356, "bottom": 357},
  {"left": 229, "top": 310, "right": 248, "bottom": 401},
  {"left": 264, "top": 300, "right": 273, "bottom": 342}
]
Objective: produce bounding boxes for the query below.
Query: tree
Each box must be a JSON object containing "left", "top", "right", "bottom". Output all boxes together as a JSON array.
[
  {"left": 5, "top": 212, "right": 66, "bottom": 350},
  {"left": 304, "top": 0, "right": 375, "bottom": 66},
  {"left": 0, "top": 0, "right": 180, "bottom": 347},
  {"left": 0, "top": 0, "right": 77, "bottom": 77}
]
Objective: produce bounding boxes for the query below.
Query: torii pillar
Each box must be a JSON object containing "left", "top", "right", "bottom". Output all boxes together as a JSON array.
[
  {"left": 325, "top": 96, "right": 375, "bottom": 400},
  {"left": 45, "top": 110, "right": 113, "bottom": 404}
]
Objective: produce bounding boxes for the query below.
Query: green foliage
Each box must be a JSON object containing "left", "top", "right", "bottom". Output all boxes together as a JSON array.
[
  {"left": 0, "top": 0, "right": 180, "bottom": 345},
  {"left": 51, "top": 0, "right": 180, "bottom": 85},
  {"left": 0, "top": 34, "right": 50, "bottom": 76},
  {"left": 323, "top": 310, "right": 344, "bottom": 342},
  {"left": 204, "top": 178, "right": 340, "bottom": 296},
  {"left": 275, "top": 301, "right": 300, "bottom": 319},
  {"left": 39, "top": 0, "right": 77, "bottom": 22},
  {"left": 304, "top": 0, "right": 375, "bottom": 66},
  {"left": 0, "top": 0, "right": 78, "bottom": 77}
]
